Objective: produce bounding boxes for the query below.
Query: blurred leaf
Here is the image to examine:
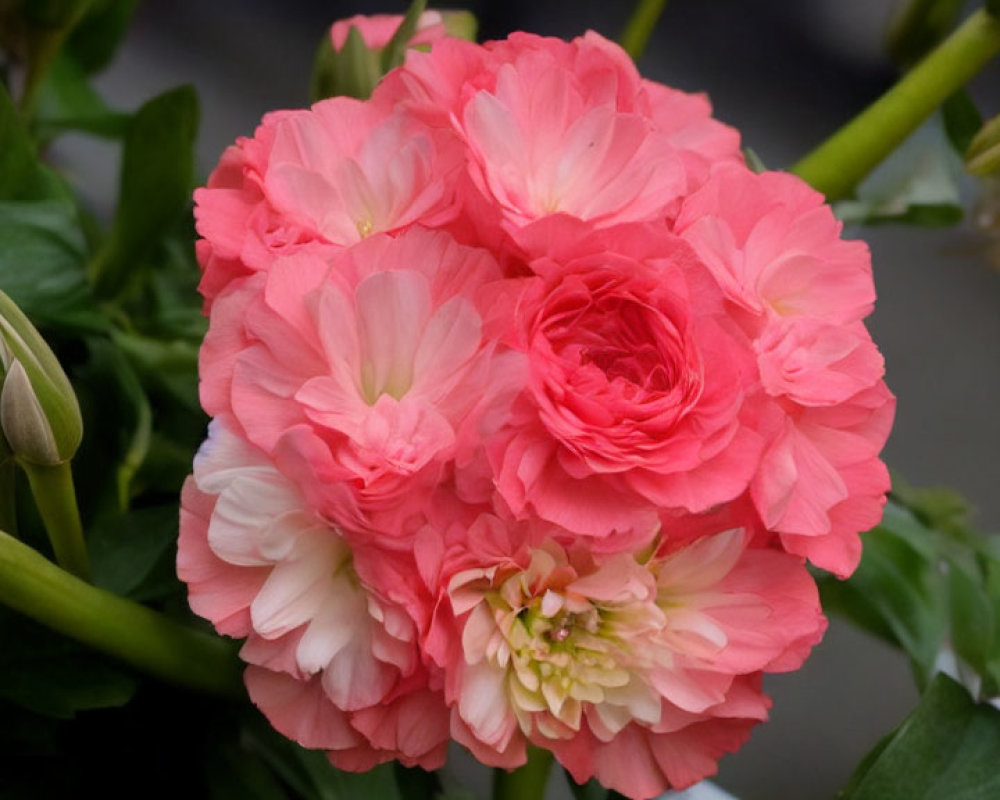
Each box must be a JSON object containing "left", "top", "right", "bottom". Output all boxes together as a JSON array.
[
  {"left": 941, "top": 90, "right": 983, "bottom": 156},
  {"left": 245, "top": 711, "right": 402, "bottom": 800},
  {"left": 743, "top": 147, "right": 767, "bottom": 174},
  {"left": 0, "top": 84, "right": 40, "bottom": 200},
  {"left": 34, "top": 51, "right": 130, "bottom": 140},
  {"left": 89, "top": 85, "right": 199, "bottom": 299},
  {"left": 112, "top": 330, "right": 200, "bottom": 412},
  {"left": 207, "top": 742, "right": 292, "bottom": 800},
  {"left": 0, "top": 200, "right": 91, "bottom": 317},
  {"left": 0, "top": 608, "right": 136, "bottom": 718},
  {"left": 886, "top": 0, "right": 964, "bottom": 66},
  {"left": 65, "top": 0, "right": 141, "bottom": 73},
  {"left": 818, "top": 501, "right": 949, "bottom": 685},
  {"left": 835, "top": 118, "right": 963, "bottom": 226},
  {"left": 311, "top": 25, "right": 382, "bottom": 102},
  {"left": 381, "top": 0, "right": 428, "bottom": 73},
  {"left": 966, "top": 115, "right": 1000, "bottom": 177},
  {"left": 89, "top": 505, "right": 181, "bottom": 602},
  {"left": 395, "top": 764, "right": 441, "bottom": 800},
  {"left": 987, "top": 0, "right": 1000, "bottom": 19},
  {"left": 567, "top": 774, "right": 609, "bottom": 800},
  {"left": 948, "top": 563, "right": 995, "bottom": 683},
  {"left": 840, "top": 673, "right": 1000, "bottom": 799}
]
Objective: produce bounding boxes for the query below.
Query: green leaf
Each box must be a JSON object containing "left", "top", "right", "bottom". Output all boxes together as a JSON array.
[
  {"left": 742, "top": 147, "right": 767, "bottom": 174},
  {"left": 0, "top": 200, "right": 91, "bottom": 318},
  {"left": 89, "top": 85, "right": 199, "bottom": 299},
  {"left": 65, "top": 0, "right": 141, "bottom": 74},
  {"left": 818, "top": 501, "right": 949, "bottom": 685},
  {"left": 986, "top": 0, "right": 1000, "bottom": 19},
  {"left": 89, "top": 505, "right": 181, "bottom": 602},
  {"left": 948, "top": 562, "right": 995, "bottom": 679},
  {"left": 0, "top": 84, "right": 41, "bottom": 201},
  {"left": 840, "top": 673, "right": 1000, "bottom": 799},
  {"left": 886, "top": 0, "right": 965, "bottom": 66},
  {"left": 941, "top": 90, "right": 983, "bottom": 156},
  {"left": 34, "top": 51, "right": 130, "bottom": 140},
  {"left": 381, "top": 0, "right": 428, "bottom": 73},
  {"left": 834, "top": 118, "right": 963, "bottom": 227},
  {"left": 311, "top": 25, "right": 382, "bottom": 102},
  {"left": 0, "top": 608, "right": 136, "bottom": 718},
  {"left": 244, "top": 711, "right": 402, "bottom": 800},
  {"left": 566, "top": 773, "right": 609, "bottom": 800}
]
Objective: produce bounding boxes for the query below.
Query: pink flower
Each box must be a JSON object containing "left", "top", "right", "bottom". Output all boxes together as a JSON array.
[
  {"left": 199, "top": 227, "right": 525, "bottom": 541},
  {"left": 379, "top": 31, "right": 741, "bottom": 254},
  {"left": 329, "top": 11, "right": 449, "bottom": 52},
  {"left": 194, "top": 96, "right": 461, "bottom": 307},
  {"left": 675, "top": 165, "right": 895, "bottom": 576},
  {"left": 178, "top": 421, "right": 449, "bottom": 770},
  {"left": 425, "top": 515, "right": 824, "bottom": 797},
  {"left": 489, "top": 225, "right": 762, "bottom": 540}
]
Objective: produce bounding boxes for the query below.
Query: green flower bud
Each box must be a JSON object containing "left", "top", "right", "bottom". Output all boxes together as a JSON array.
[
  {"left": 1, "top": 359, "right": 60, "bottom": 465},
  {"left": 966, "top": 115, "right": 1000, "bottom": 177},
  {"left": 0, "top": 289, "right": 81, "bottom": 464}
]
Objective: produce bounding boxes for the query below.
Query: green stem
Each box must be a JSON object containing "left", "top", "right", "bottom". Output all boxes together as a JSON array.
[
  {"left": 0, "top": 458, "right": 16, "bottom": 537},
  {"left": 792, "top": 9, "right": 1000, "bottom": 200},
  {"left": 0, "top": 528, "right": 244, "bottom": 697},
  {"left": 494, "top": 746, "right": 554, "bottom": 800},
  {"left": 22, "top": 460, "right": 90, "bottom": 581},
  {"left": 619, "top": 0, "right": 669, "bottom": 61}
]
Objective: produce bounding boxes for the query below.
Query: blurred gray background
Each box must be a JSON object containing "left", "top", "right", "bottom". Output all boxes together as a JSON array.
[{"left": 52, "top": 1, "right": 1000, "bottom": 797}]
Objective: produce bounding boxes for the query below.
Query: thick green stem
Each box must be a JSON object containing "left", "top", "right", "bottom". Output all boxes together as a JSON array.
[
  {"left": 0, "top": 528, "right": 244, "bottom": 697},
  {"left": 23, "top": 460, "right": 90, "bottom": 581},
  {"left": 619, "top": 0, "right": 669, "bottom": 61},
  {"left": 494, "top": 747, "right": 554, "bottom": 800},
  {"left": 0, "top": 458, "right": 16, "bottom": 536},
  {"left": 792, "top": 9, "right": 1000, "bottom": 200}
]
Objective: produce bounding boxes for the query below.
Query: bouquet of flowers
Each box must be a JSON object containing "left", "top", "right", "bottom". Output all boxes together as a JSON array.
[{"left": 0, "top": 2, "right": 998, "bottom": 799}]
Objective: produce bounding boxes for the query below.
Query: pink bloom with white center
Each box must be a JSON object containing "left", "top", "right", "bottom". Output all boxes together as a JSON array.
[
  {"left": 177, "top": 421, "right": 449, "bottom": 770},
  {"left": 379, "top": 31, "right": 741, "bottom": 254},
  {"left": 199, "top": 227, "right": 526, "bottom": 541},
  {"left": 676, "top": 165, "right": 895, "bottom": 576},
  {"left": 490, "top": 225, "right": 762, "bottom": 540},
  {"left": 194, "top": 96, "right": 461, "bottom": 308},
  {"left": 429, "top": 515, "right": 824, "bottom": 798}
]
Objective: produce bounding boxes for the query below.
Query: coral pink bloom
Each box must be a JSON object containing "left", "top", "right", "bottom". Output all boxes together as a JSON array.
[
  {"left": 490, "top": 226, "right": 762, "bottom": 540},
  {"left": 676, "top": 165, "right": 895, "bottom": 576},
  {"left": 430, "top": 516, "right": 824, "bottom": 798},
  {"left": 178, "top": 421, "right": 449, "bottom": 769},
  {"left": 194, "top": 96, "right": 460, "bottom": 307},
  {"left": 199, "top": 227, "right": 525, "bottom": 541},
  {"left": 329, "top": 11, "right": 448, "bottom": 51},
  {"left": 379, "top": 31, "right": 740, "bottom": 253}
]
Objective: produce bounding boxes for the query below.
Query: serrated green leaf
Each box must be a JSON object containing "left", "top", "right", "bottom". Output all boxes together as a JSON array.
[
  {"left": 840, "top": 673, "right": 1000, "bottom": 799},
  {"left": 941, "top": 90, "right": 983, "bottom": 156},
  {"left": 89, "top": 85, "right": 199, "bottom": 299}
]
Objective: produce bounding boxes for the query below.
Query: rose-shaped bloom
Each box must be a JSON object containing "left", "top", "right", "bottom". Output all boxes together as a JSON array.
[
  {"left": 178, "top": 421, "right": 449, "bottom": 770},
  {"left": 422, "top": 515, "right": 823, "bottom": 798},
  {"left": 199, "top": 227, "right": 525, "bottom": 542},
  {"left": 489, "top": 226, "right": 762, "bottom": 540},
  {"left": 675, "top": 165, "right": 895, "bottom": 576},
  {"left": 378, "top": 31, "right": 741, "bottom": 255},
  {"left": 194, "top": 96, "right": 461, "bottom": 307}
]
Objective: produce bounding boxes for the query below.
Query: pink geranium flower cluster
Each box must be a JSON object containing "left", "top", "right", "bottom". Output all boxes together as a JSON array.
[{"left": 180, "top": 18, "right": 894, "bottom": 799}]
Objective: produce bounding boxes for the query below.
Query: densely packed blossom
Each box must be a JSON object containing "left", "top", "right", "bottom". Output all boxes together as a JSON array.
[{"left": 181, "top": 16, "right": 893, "bottom": 800}]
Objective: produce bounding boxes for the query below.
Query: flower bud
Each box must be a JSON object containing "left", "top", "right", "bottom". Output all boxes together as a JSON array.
[
  {"left": 1, "top": 360, "right": 60, "bottom": 465},
  {"left": 0, "top": 289, "right": 81, "bottom": 465},
  {"left": 966, "top": 115, "right": 1000, "bottom": 177}
]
